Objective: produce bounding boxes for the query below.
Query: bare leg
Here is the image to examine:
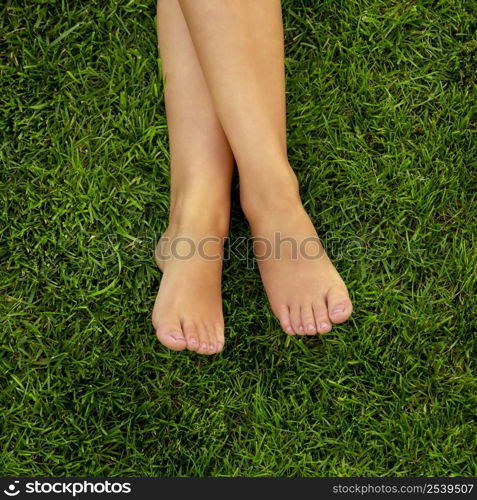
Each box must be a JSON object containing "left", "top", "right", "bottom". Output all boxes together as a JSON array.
[
  {"left": 153, "top": 0, "right": 234, "bottom": 354},
  {"left": 178, "top": 0, "right": 352, "bottom": 335}
]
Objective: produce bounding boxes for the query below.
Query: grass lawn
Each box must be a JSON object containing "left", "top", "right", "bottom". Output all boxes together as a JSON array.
[{"left": 1, "top": 0, "right": 476, "bottom": 477}]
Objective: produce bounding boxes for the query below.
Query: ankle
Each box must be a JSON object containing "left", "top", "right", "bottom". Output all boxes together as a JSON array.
[
  {"left": 168, "top": 193, "right": 230, "bottom": 238},
  {"left": 239, "top": 163, "right": 302, "bottom": 222}
]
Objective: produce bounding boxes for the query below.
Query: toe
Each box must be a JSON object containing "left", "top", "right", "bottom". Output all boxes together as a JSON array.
[
  {"left": 182, "top": 322, "right": 200, "bottom": 352},
  {"left": 301, "top": 303, "right": 317, "bottom": 335},
  {"left": 196, "top": 324, "right": 212, "bottom": 355},
  {"left": 276, "top": 305, "right": 294, "bottom": 335},
  {"left": 206, "top": 324, "right": 219, "bottom": 354},
  {"left": 313, "top": 301, "right": 332, "bottom": 334},
  {"left": 327, "top": 286, "right": 353, "bottom": 324},
  {"left": 290, "top": 304, "right": 305, "bottom": 335},
  {"left": 214, "top": 323, "right": 225, "bottom": 353},
  {"left": 155, "top": 320, "right": 187, "bottom": 352}
]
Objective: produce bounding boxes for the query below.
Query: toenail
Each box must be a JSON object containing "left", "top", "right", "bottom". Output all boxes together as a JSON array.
[
  {"left": 201, "top": 342, "right": 207, "bottom": 350},
  {"left": 189, "top": 337, "right": 197, "bottom": 346},
  {"left": 320, "top": 322, "right": 330, "bottom": 330},
  {"left": 170, "top": 333, "right": 185, "bottom": 341},
  {"left": 298, "top": 326, "right": 304, "bottom": 333},
  {"left": 332, "top": 305, "right": 345, "bottom": 314},
  {"left": 285, "top": 326, "right": 293, "bottom": 334},
  {"left": 308, "top": 324, "right": 315, "bottom": 332}
]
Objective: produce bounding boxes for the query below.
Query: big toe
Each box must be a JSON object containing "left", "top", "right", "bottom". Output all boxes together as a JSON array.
[
  {"left": 327, "top": 286, "right": 353, "bottom": 324},
  {"left": 155, "top": 321, "right": 187, "bottom": 351},
  {"left": 214, "top": 323, "right": 225, "bottom": 353}
]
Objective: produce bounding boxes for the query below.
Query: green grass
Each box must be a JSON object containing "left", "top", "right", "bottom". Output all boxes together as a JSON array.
[{"left": 1, "top": 0, "right": 476, "bottom": 477}]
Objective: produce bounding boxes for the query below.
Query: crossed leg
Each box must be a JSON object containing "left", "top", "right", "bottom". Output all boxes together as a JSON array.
[
  {"left": 177, "top": 0, "right": 353, "bottom": 335},
  {"left": 153, "top": 0, "right": 234, "bottom": 354},
  {"left": 154, "top": 0, "right": 353, "bottom": 354}
]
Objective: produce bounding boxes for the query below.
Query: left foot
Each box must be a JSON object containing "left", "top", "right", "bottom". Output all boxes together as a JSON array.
[
  {"left": 151, "top": 197, "right": 229, "bottom": 355},
  {"left": 241, "top": 165, "right": 353, "bottom": 335}
]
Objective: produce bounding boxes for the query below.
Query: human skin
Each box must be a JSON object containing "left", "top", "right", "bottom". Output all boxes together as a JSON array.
[
  {"left": 154, "top": 0, "right": 353, "bottom": 354},
  {"left": 154, "top": 0, "right": 234, "bottom": 354}
]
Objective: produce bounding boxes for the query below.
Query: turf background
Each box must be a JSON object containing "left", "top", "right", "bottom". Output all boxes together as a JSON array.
[{"left": 1, "top": 0, "right": 476, "bottom": 476}]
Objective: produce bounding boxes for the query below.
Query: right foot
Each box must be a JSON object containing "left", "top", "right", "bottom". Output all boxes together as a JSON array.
[
  {"left": 152, "top": 217, "right": 227, "bottom": 355},
  {"left": 241, "top": 162, "right": 353, "bottom": 336}
]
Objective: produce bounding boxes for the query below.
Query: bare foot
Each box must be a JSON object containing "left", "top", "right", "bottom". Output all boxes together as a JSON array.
[
  {"left": 152, "top": 221, "right": 226, "bottom": 355},
  {"left": 242, "top": 165, "right": 353, "bottom": 336}
]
